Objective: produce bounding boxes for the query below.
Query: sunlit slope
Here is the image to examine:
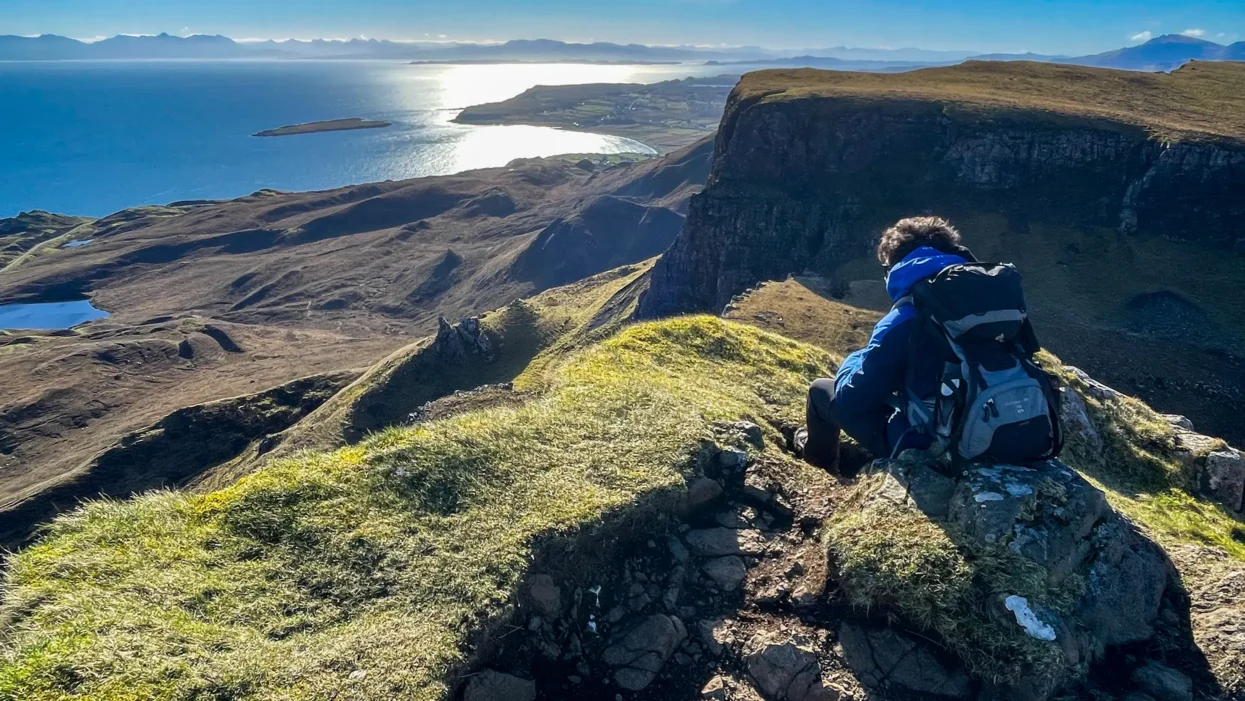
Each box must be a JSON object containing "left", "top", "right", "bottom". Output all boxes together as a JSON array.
[{"left": 0, "top": 316, "right": 832, "bottom": 701}]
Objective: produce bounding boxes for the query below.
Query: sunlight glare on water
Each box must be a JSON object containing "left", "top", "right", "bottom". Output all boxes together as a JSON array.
[
  {"left": 447, "top": 125, "right": 655, "bottom": 173},
  {"left": 1, "top": 61, "right": 720, "bottom": 216}
]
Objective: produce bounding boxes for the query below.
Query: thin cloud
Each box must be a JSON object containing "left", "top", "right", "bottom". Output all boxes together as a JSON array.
[
  {"left": 1181, "top": 28, "right": 1206, "bottom": 37},
  {"left": 1130, "top": 31, "right": 1153, "bottom": 42}
]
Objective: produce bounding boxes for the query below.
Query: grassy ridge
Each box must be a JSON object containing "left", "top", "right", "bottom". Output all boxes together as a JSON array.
[
  {"left": 0, "top": 316, "right": 832, "bottom": 700},
  {"left": 738, "top": 60, "right": 1245, "bottom": 140}
]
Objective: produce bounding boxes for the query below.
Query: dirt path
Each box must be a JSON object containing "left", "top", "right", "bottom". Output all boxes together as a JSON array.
[{"left": 1, "top": 222, "right": 92, "bottom": 273}]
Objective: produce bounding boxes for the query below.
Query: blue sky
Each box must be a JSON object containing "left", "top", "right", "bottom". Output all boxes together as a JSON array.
[{"left": 2, "top": 0, "right": 1242, "bottom": 54}]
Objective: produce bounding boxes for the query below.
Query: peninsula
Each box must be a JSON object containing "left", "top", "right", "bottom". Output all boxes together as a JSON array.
[
  {"left": 452, "top": 75, "right": 736, "bottom": 152},
  {"left": 253, "top": 117, "right": 392, "bottom": 137}
]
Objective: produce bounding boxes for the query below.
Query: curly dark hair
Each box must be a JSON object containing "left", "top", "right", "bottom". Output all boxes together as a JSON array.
[{"left": 876, "top": 216, "right": 963, "bottom": 269}]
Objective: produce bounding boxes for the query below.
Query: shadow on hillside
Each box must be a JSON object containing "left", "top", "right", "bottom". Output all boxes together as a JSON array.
[{"left": 465, "top": 437, "right": 905, "bottom": 701}]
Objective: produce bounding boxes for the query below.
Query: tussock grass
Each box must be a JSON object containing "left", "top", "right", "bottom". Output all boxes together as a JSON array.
[{"left": 0, "top": 316, "right": 832, "bottom": 701}]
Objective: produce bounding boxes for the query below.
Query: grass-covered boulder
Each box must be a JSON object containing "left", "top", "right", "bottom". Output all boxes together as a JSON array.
[
  {"left": 826, "top": 450, "right": 1170, "bottom": 701},
  {"left": 0, "top": 316, "right": 832, "bottom": 701}
]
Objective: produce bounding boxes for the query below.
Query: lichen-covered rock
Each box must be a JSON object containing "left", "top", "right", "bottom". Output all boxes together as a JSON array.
[
  {"left": 947, "top": 462, "right": 1109, "bottom": 583},
  {"left": 829, "top": 456, "right": 1172, "bottom": 700}
]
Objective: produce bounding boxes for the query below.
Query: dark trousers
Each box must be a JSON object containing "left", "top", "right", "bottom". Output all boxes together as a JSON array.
[
  {"left": 805, "top": 378, "right": 843, "bottom": 472},
  {"left": 806, "top": 378, "right": 893, "bottom": 471}
]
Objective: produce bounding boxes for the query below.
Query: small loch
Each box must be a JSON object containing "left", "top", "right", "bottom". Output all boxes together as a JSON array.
[{"left": 0, "top": 300, "right": 110, "bottom": 331}]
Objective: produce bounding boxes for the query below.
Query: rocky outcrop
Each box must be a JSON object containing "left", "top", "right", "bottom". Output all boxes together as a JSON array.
[
  {"left": 835, "top": 455, "right": 1172, "bottom": 701},
  {"left": 1061, "top": 367, "right": 1245, "bottom": 514},
  {"left": 431, "top": 315, "right": 495, "bottom": 363}
]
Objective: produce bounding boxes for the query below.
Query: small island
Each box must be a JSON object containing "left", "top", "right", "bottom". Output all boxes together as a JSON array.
[{"left": 253, "top": 118, "right": 392, "bottom": 138}]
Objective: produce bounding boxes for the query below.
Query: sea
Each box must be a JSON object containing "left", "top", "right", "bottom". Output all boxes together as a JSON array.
[{"left": 0, "top": 60, "right": 739, "bottom": 219}]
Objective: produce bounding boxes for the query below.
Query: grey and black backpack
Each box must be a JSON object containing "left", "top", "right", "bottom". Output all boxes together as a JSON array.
[{"left": 897, "top": 262, "right": 1063, "bottom": 465}]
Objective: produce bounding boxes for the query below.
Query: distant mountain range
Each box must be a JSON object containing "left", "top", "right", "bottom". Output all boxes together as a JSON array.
[
  {"left": 1068, "top": 34, "right": 1245, "bottom": 70},
  {"left": 1, "top": 32, "right": 1243, "bottom": 71},
  {"left": 0, "top": 33, "right": 765, "bottom": 62}
]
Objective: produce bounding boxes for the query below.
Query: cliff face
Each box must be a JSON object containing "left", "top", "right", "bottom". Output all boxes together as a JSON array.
[
  {"left": 640, "top": 63, "right": 1245, "bottom": 440},
  {"left": 644, "top": 97, "right": 1245, "bottom": 317}
]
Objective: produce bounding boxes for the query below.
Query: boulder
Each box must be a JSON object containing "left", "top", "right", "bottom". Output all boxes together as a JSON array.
[
  {"left": 1076, "top": 519, "right": 1170, "bottom": 648},
  {"left": 1173, "top": 428, "right": 1245, "bottom": 512},
  {"left": 601, "top": 614, "right": 687, "bottom": 691},
  {"left": 1060, "top": 385, "right": 1104, "bottom": 455},
  {"left": 1131, "top": 662, "right": 1193, "bottom": 701},
  {"left": 527, "top": 574, "right": 562, "bottom": 618},
  {"left": 688, "top": 477, "right": 725, "bottom": 509},
  {"left": 838, "top": 623, "right": 972, "bottom": 699},
  {"left": 702, "top": 556, "right": 748, "bottom": 592},
  {"left": 948, "top": 462, "right": 1109, "bottom": 583},
  {"left": 462, "top": 669, "right": 536, "bottom": 701},
  {"left": 744, "top": 636, "right": 834, "bottom": 701},
  {"left": 701, "top": 675, "right": 730, "bottom": 700},
  {"left": 685, "top": 527, "right": 762, "bottom": 557},
  {"left": 1199, "top": 448, "right": 1245, "bottom": 513},
  {"left": 846, "top": 457, "right": 1171, "bottom": 700}
]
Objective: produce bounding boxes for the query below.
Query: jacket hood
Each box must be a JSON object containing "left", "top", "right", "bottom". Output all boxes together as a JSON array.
[{"left": 884, "top": 246, "right": 968, "bottom": 301}]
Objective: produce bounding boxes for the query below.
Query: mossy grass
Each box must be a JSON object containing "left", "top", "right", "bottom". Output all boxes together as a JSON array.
[
  {"left": 0, "top": 316, "right": 832, "bottom": 700},
  {"left": 825, "top": 467, "right": 1070, "bottom": 686},
  {"left": 1045, "top": 355, "right": 1245, "bottom": 561}
]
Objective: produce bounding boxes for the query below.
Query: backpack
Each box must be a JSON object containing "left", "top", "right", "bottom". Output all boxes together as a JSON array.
[{"left": 896, "top": 262, "right": 1063, "bottom": 465}]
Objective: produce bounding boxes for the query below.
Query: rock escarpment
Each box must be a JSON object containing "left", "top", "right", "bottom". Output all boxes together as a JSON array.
[
  {"left": 639, "top": 61, "right": 1245, "bottom": 441},
  {"left": 642, "top": 63, "right": 1245, "bottom": 317}
]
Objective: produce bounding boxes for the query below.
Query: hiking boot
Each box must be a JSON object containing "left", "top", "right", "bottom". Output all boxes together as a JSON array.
[{"left": 792, "top": 427, "right": 809, "bottom": 458}]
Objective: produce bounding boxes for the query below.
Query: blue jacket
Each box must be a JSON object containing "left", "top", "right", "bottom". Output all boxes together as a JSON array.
[{"left": 832, "top": 246, "right": 968, "bottom": 456}]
